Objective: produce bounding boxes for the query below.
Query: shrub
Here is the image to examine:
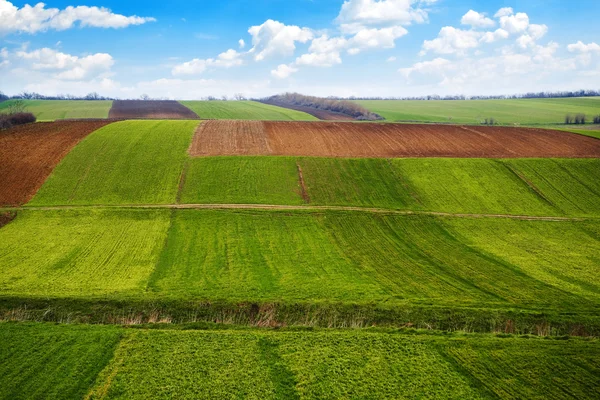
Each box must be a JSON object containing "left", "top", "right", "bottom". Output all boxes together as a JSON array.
[
  {"left": 482, "top": 118, "right": 497, "bottom": 126},
  {"left": 593, "top": 115, "right": 600, "bottom": 124},
  {"left": 574, "top": 114, "right": 586, "bottom": 125},
  {"left": 565, "top": 114, "right": 574, "bottom": 124},
  {"left": 0, "top": 112, "right": 36, "bottom": 130}
]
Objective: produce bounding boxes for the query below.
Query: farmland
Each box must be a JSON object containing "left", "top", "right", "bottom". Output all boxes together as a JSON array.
[
  {"left": 356, "top": 97, "right": 600, "bottom": 125},
  {"left": 1, "top": 323, "right": 598, "bottom": 400},
  {"left": 0, "top": 121, "right": 110, "bottom": 206},
  {"left": 180, "top": 100, "right": 318, "bottom": 121},
  {"left": 108, "top": 100, "right": 199, "bottom": 119},
  {"left": 189, "top": 120, "right": 600, "bottom": 158},
  {"left": 259, "top": 99, "right": 355, "bottom": 120},
  {"left": 29, "top": 120, "right": 198, "bottom": 205},
  {"left": 0, "top": 100, "right": 112, "bottom": 121}
]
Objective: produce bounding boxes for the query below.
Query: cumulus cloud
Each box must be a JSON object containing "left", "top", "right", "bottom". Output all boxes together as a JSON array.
[
  {"left": 238, "top": 39, "right": 245, "bottom": 49},
  {"left": 494, "top": 7, "right": 514, "bottom": 18},
  {"left": 0, "top": 0, "right": 155, "bottom": 35},
  {"left": 480, "top": 28, "right": 509, "bottom": 43},
  {"left": 271, "top": 63, "right": 298, "bottom": 79},
  {"left": 336, "top": 0, "right": 437, "bottom": 32},
  {"left": 567, "top": 41, "right": 600, "bottom": 54},
  {"left": 460, "top": 10, "right": 495, "bottom": 28},
  {"left": 172, "top": 49, "right": 243, "bottom": 76},
  {"left": 13, "top": 47, "right": 114, "bottom": 80},
  {"left": 498, "top": 12, "right": 529, "bottom": 34},
  {"left": 248, "top": 19, "right": 313, "bottom": 61},
  {"left": 399, "top": 57, "right": 451, "bottom": 78},
  {"left": 420, "top": 27, "right": 482, "bottom": 55}
]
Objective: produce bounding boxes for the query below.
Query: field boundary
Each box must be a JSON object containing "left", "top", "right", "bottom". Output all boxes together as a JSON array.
[{"left": 3, "top": 203, "right": 595, "bottom": 221}]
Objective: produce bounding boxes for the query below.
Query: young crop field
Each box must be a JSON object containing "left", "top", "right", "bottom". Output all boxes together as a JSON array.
[
  {"left": 179, "top": 156, "right": 599, "bottom": 217},
  {"left": 189, "top": 120, "right": 600, "bottom": 158},
  {"left": 108, "top": 100, "right": 199, "bottom": 119},
  {"left": 356, "top": 97, "right": 600, "bottom": 125},
  {"left": 29, "top": 120, "right": 198, "bottom": 205},
  {"left": 2, "top": 323, "right": 598, "bottom": 399},
  {"left": 179, "top": 100, "right": 318, "bottom": 121},
  {"left": 1, "top": 208, "right": 598, "bottom": 318},
  {"left": 0, "top": 100, "right": 113, "bottom": 121},
  {"left": 0, "top": 121, "right": 111, "bottom": 206}
]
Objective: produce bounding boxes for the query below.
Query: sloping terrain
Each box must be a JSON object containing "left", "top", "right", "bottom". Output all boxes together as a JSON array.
[
  {"left": 108, "top": 100, "right": 199, "bottom": 119},
  {"left": 189, "top": 120, "right": 600, "bottom": 158},
  {"left": 180, "top": 100, "right": 318, "bottom": 120},
  {"left": 0, "top": 100, "right": 113, "bottom": 121},
  {"left": 259, "top": 99, "right": 355, "bottom": 120},
  {"left": 0, "top": 121, "right": 110, "bottom": 206}
]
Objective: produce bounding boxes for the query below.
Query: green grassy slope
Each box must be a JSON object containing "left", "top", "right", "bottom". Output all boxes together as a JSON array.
[
  {"left": 29, "top": 120, "right": 198, "bottom": 205},
  {"left": 3, "top": 323, "right": 599, "bottom": 400},
  {"left": 180, "top": 100, "right": 318, "bottom": 120},
  {"left": 356, "top": 97, "right": 600, "bottom": 125},
  {"left": 2, "top": 208, "right": 597, "bottom": 314},
  {"left": 181, "top": 157, "right": 599, "bottom": 217},
  {"left": 0, "top": 323, "right": 121, "bottom": 400},
  {"left": 0, "top": 100, "right": 112, "bottom": 121},
  {"left": 0, "top": 209, "right": 170, "bottom": 297}
]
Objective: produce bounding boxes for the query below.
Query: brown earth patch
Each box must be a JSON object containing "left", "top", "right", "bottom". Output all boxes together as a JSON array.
[
  {"left": 109, "top": 100, "right": 199, "bottom": 119},
  {"left": 0, "top": 212, "right": 16, "bottom": 229},
  {"left": 0, "top": 121, "right": 110, "bottom": 206},
  {"left": 190, "top": 120, "right": 600, "bottom": 158},
  {"left": 260, "top": 100, "right": 355, "bottom": 121}
]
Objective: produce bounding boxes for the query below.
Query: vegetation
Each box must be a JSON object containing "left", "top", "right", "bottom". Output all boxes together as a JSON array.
[
  {"left": 29, "top": 120, "right": 197, "bottom": 205},
  {"left": 180, "top": 157, "right": 600, "bottom": 217},
  {"left": 0, "top": 100, "right": 113, "bottom": 121},
  {"left": 565, "top": 114, "right": 587, "bottom": 125},
  {"left": 179, "top": 100, "right": 318, "bottom": 121},
  {"left": 2, "top": 323, "right": 598, "bottom": 399},
  {"left": 0, "top": 112, "right": 36, "bottom": 130},
  {"left": 594, "top": 115, "right": 600, "bottom": 124},
  {"left": 355, "top": 97, "right": 600, "bottom": 125},
  {"left": 264, "top": 93, "right": 383, "bottom": 120}
]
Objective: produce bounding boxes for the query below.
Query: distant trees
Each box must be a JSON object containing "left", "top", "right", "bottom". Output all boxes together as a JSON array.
[
  {"left": 233, "top": 93, "right": 247, "bottom": 101},
  {"left": 263, "top": 93, "right": 384, "bottom": 121},
  {"left": 565, "top": 114, "right": 587, "bottom": 125},
  {"left": 0, "top": 99, "right": 36, "bottom": 130},
  {"left": 337, "top": 89, "right": 600, "bottom": 101},
  {"left": 482, "top": 118, "right": 497, "bottom": 126},
  {"left": 2, "top": 91, "right": 114, "bottom": 101},
  {"left": 594, "top": 115, "right": 600, "bottom": 124},
  {"left": 0, "top": 91, "right": 8, "bottom": 102}
]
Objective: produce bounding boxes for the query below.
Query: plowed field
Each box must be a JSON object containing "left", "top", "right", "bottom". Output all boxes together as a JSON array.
[
  {"left": 108, "top": 100, "right": 199, "bottom": 119},
  {"left": 260, "top": 100, "right": 354, "bottom": 120},
  {"left": 0, "top": 121, "right": 110, "bottom": 206},
  {"left": 189, "top": 120, "right": 600, "bottom": 158}
]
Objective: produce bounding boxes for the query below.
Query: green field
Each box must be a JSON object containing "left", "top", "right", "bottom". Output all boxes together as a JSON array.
[
  {"left": 1, "top": 209, "right": 598, "bottom": 315},
  {"left": 0, "top": 100, "right": 113, "bottom": 121},
  {"left": 356, "top": 97, "right": 600, "bottom": 125},
  {"left": 29, "top": 120, "right": 198, "bottom": 205},
  {"left": 180, "top": 157, "right": 600, "bottom": 217},
  {"left": 179, "top": 100, "right": 318, "bottom": 120},
  {"left": 2, "top": 323, "right": 598, "bottom": 400}
]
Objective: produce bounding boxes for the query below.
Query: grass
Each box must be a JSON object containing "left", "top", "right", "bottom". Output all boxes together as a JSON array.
[
  {"left": 29, "top": 120, "right": 198, "bottom": 205},
  {"left": 179, "top": 157, "right": 305, "bottom": 205},
  {"left": 0, "top": 100, "right": 112, "bottom": 121},
  {"left": 179, "top": 100, "right": 318, "bottom": 121},
  {"left": 0, "top": 323, "right": 121, "bottom": 400},
  {"left": 554, "top": 127, "right": 600, "bottom": 140},
  {"left": 3, "top": 207, "right": 594, "bottom": 314},
  {"left": 0, "top": 209, "right": 170, "bottom": 297},
  {"left": 181, "top": 156, "right": 599, "bottom": 217},
  {"left": 3, "top": 323, "right": 599, "bottom": 399},
  {"left": 356, "top": 97, "right": 600, "bottom": 125}
]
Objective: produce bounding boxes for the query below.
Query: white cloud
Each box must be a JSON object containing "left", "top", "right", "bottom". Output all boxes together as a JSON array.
[
  {"left": 516, "top": 34, "right": 535, "bottom": 49},
  {"left": 494, "top": 7, "right": 514, "bottom": 18},
  {"left": 528, "top": 24, "right": 548, "bottom": 40},
  {"left": 498, "top": 12, "right": 529, "bottom": 34},
  {"left": 567, "top": 41, "right": 600, "bottom": 54},
  {"left": 421, "top": 26, "right": 482, "bottom": 55},
  {"left": 0, "top": 47, "right": 7, "bottom": 59},
  {"left": 13, "top": 47, "right": 114, "bottom": 80},
  {"left": 461, "top": 10, "right": 495, "bottom": 28},
  {"left": 295, "top": 52, "right": 342, "bottom": 67},
  {"left": 238, "top": 39, "right": 245, "bottom": 49},
  {"left": 336, "top": 0, "right": 437, "bottom": 31},
  {"left": 248, "top": 19, "right": 312, "bottom": 61},
  {"left": 480, "top": 28, "right": 509, "bottom": 43},
  {"left": 271, "top": 63, "right": 298, "bottom": 79},
  {"left": 0, "top": 0, "right": 155, "bottom": 35},
  {"left": 387, "top": 56, "right": 396, "bottom": 62},
  {"left": 400, "top": 57, "right": 451, "bottom": 78},
  {"left": 172, "top": 49, "right": 243, "bottom": 76},
  {"left": 348, "top": 26, "right": 408, "bottom": 53}
]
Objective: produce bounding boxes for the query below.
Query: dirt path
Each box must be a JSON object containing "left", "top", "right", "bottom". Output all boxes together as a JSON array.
[{"left": 1, "top": 203, "right": 591, "bottom": 222}]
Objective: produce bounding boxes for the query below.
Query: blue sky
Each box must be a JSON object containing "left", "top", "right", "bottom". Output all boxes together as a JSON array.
[{"left": 1, "top": 0, "right": 599, "bottom": 99}]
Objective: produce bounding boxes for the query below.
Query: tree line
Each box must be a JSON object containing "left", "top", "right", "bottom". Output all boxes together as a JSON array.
[{"left": 340, "top": 89, "right": 600, "bottom": 101}]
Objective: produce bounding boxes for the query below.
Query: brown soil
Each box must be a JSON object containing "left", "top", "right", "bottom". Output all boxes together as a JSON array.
[
  {"left": 0, "top": 121, "right": 110, "bottom": 206},
  {"left": 260, "top": 100, "right": 355, "bottom": 121},
  {"left": 0, "top": 212, "right": 16, "bottom": 229},
  {"left": 109, "top": 100, "right": 199, "bottom": 119},
  {"left": 189, "top": 120, "right": 600, "bottom": 158}
]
